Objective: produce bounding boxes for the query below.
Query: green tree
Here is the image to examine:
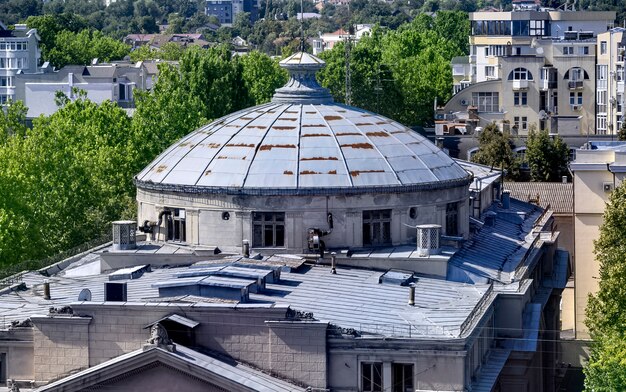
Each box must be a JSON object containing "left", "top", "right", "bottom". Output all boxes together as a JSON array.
[
  {"left": 585, "top": 182, "right": 626, "bottom": 391},
  {"left": 47, "top": 29, "right": 130, "bottom": 68},
  {"left": 618, "top": 121, "right": 626, "bottom": 141},
  {"left": 240, "top": 51, "right": 287, "bottom": 105},
  {"left": 0, "top": 101, "right": 28, "bottom": 143},
  {"left": 525, "top": 126, "right": 569, "bottom": 182},
  {"left": 472, "top": 123, "right": 519, "bottom": 176}
]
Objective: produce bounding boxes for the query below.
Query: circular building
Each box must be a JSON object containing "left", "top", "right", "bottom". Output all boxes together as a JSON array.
[{"left": 135, "top": 52, "right": 472, "bottom": 253}]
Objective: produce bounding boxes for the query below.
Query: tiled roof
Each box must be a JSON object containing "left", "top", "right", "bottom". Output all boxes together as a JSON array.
[{"left": 505, "top": 182, "right": 573, "bottom": 214}]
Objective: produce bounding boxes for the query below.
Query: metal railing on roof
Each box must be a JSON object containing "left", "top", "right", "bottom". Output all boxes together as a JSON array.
[{"left": 0, "top": 232, "right": 112, "bottom": 290}]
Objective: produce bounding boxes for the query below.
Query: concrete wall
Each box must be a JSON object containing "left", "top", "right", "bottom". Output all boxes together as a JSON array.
[
  {"left": 137, "top": 185, "right": 470, "bottom": 253},
  {"left": 0, "top": 328, "right": 34, "bottom": 382},
  {"left": 31, "top": 316, "right": 90, "bottom": 383},
  {"left": 57, "top": 303, "right": 329, "bottom": 388}
]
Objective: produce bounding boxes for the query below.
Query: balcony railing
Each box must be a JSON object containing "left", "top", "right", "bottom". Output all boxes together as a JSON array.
[
  {"left": 568, "top": 80, "right": 583, "bottom": 89},
  {"left": 512, "top": 80, "right": 529, "bottom": 90},
  {"left": 540, "top": 79, "right": 557, "bottom": 91}
]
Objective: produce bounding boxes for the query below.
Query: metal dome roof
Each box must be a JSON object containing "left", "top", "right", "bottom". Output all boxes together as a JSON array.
[{"left": 135, "top": 53, "right": 471, "bottom": 196}]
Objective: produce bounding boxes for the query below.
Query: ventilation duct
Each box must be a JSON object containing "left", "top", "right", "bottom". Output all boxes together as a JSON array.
[
  {"left": 112, "top": 220, "right": 137, "bottom": 251},
  {"left": 105, "top": 282, "right": 127, "bottom": 302},
  {"left": 416, "top": 224, "right": 441, "bottom": 257}
]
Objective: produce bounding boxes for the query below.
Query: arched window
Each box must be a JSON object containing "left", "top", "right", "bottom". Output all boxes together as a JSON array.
[
  {"left": 564, "top": 67, "right": 590, "bottom": 80},
  {"left": 508, "top": 67, "right": 534, "bottom": 81}
]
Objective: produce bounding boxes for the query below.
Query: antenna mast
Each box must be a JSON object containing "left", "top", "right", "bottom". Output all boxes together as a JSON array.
[{"left": 300, "top": 0, "right": 305, "bottom": 52}]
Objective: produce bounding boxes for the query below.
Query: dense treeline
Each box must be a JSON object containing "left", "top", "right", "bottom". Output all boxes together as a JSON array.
[
  {"left": 318, "top": 12, "right": 468, "bottom": 126},
  {"left": 0, "top": 47, "right": 286, "bottom": 266}
]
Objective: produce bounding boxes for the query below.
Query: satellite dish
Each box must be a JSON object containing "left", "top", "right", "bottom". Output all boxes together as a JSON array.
[
  {"left": 78, "top": 288, "right": 92, "bottom": 302},
  {"left": 539, "top": 110, "right": 548, "bottom": 120},
  {"left": 536, "top": 47, "right": 544, "bottom": 55}
]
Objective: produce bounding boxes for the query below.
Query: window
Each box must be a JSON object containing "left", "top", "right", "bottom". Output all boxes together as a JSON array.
[
  {"left": 597, "top": 90, "right": 607, "bottom": 113},
  {"left": 514, "top": 91, "right": 527, "bottom": 106},
  {"left": 618, "top": 94, "right": 623, "bottom": 113},
  {"left": 485, "top": 66, "right": 495, "bottom": 78},
  {"left": 601, "top": 41, "right": 607, "bottom": 54},
  {"left": 252, "top": 212, "right": 285, "bottom": 247},
  {"left": 508, "top": 67, "right": 533, "bottom": 80},
  {"left": 598, "top": 65, "right": 608, "bottom": 89},
  {"left": 570, "top": 92, "right": 582, "bottom": 105},
  {"left": 362, "top": 363, "right": 383, "bottom": 392},
  {"left": 446, "top": 203, "right": 459, "bottom": 236},
  {"left": 0, "top": 77, "right": 11, "bottom": 87},
  {"left": 513, "top": 116, "right": 528, "bottom": 132},
  {"left": 579, "top": 46, "right": 589, "bottom": 55},
  {"left": 471, "top": 92, "right": 499, "bottom": 112},
  {"left": 484, "top": 47, "right": 489, "bottom": 56},
  {"left": 529, "top": 20, "right": 545, "bottom": 36},
  {"left": 597, "top": 115, "right": 607, "bottom": 133},
  {"left": 392, "top": 363, "right": 414, "bottom": 392},
  {"left": 617, "top": 65, "right": 624, "bottom": 82},
  {"left": 165, "top": 209, "right": 186, "bottom": 242},
  {"left": 563, "top": 46, "right": 574, "bottom": 55},
  {"left": 363, "top": 209, "right": 392, "bottom": 246},
  {"left": 512, "top": 20, "right": 529, "bottom": 36}
]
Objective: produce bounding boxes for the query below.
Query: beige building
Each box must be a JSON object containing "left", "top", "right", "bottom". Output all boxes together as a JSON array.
[
  {"left": 438, "top": 8, "right": 616, "bottom": 136},
  {"left": 596, "top": 28, "right": 626, "bottom": 135},
  {"left": 569, "top": 141, "right": 626, "bottom": 339}
]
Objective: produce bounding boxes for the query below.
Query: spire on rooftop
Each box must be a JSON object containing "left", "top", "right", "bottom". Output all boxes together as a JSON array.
[{"left": 272, "top": 52, "right": 333, "bottom": 105}]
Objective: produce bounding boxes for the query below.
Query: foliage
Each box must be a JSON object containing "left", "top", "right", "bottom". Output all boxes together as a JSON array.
[
  {"left": 0, "top": 101, "right": 29, "bottom": 144},
  {"left": 240, "top": 51, "right": 288, "bottom": 105},
  {"left": 525, "top": 126, "right": 569, "bottom": 182},
  {"left": 0, "top": 97, "right": 134, "bottom": 265},
  {"left": 585, "top": 183, "right": 626, "bottom": 391},
  {"left": 472, "top": 123, "right": 519, "bottom": 177},
  {"left": 318, "top": 12, "right": 467, "bottom": 126},
  {"left": 618, "top": 121, "right": 626, "bottom": 141},
  {"left": 130, "top": 42, "right": 186, "bottom": 61},
  {"left": 46, "top": 29, "right": 130, "bottom": 68}
]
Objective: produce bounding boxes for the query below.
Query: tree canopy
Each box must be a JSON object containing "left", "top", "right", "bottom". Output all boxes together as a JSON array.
[
  {"left": 0, "top": 47, "right": 285, "bottom": 267},
  {"left": 585, "top": 182, "right": 626, "bottom": 391},
  {"left": 471, "top": 123, "right": 519, "bottom": 178},
  {"left": 525, "top": 126, "right": 569, "bottom": 182}
]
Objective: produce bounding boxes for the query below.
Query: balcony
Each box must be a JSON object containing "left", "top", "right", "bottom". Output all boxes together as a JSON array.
[
  {"left": 540, "top": 79, "right": 557, "bottom": 91},
  {"left": 568, "top": 80, "right": 583, "bottom": 90},
  {"left": 512, "top": 80, "right": 529, "bottom": 90}
]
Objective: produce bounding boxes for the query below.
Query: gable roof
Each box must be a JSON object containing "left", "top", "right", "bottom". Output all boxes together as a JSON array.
[
  {"left": 504, "top": 182, "right": 573, "bottom": 214},
  {"left": 36, "top": 344, "right": 304, "bottom": 392}
]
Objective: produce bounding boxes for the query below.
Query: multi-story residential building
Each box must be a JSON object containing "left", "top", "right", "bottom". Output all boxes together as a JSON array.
[
  {"left": 595, "top": 28, "right": 626, "bottom": 135},
  {"left": 438, "top": 7, "right": 615, "bottom": 136},
  {"left": 569, "top": 141, "right": 626, "bottom": 339},
  {"left": 0, "top": 22, "right": 41, "bottom": 104},
  {"left": 311, "top": 25, "right": 372, "bottom": 55},
  {"left": 13, "top": 61, "right": 160, "bottom": 118},
  {"left": 205, "top": 0, "right": 258, "bottom": 25}
]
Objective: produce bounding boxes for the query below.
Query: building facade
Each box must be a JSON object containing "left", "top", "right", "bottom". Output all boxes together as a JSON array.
[
  {"left": 0, "top": 52, "right": 569, "bottom": 392},
  {"left": 0, "top": 23, "right": 41, "bottom": 104},
  {"left": 13, "top": 61, "right": 159, "bottom": 118},
  {"left": 438, "top": 8, "right": 615, "bottom": 136},
  {"left": 569, "top": 141, "right": 626, "bottom": 339},
  {"left": 205, "top": 0, "right": 259, "bottom": 25},
  {"left": 596, "top": 28, "right": 626, "bottom": 135}
]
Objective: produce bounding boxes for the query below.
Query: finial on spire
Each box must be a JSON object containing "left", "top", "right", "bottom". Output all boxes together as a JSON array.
[{"left": 272, "top": 52, "right": 333, "bottom": 104}]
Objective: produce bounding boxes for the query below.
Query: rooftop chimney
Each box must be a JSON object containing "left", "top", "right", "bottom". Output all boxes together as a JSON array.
[
  {"left": 416, "top": 224, "right": 441, "bottom": 257},
  {"left": 112, "top": 220, "right": 137, "bottom": 251}
]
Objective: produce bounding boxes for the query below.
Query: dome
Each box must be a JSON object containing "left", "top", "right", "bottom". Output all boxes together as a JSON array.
[{"left": 135, "top": 53, "right": 470, "bottom": 196}]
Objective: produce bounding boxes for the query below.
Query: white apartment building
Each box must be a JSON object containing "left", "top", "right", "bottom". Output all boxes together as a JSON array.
[
  {"left": 0, "top": 22, "right": 41, "bottom": 104},
  {"left": 596, "top": 28, "right": 626, "bottom": 135},
  {"left": 439, "top": 7, "right": 616, "bottom": 136}
]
